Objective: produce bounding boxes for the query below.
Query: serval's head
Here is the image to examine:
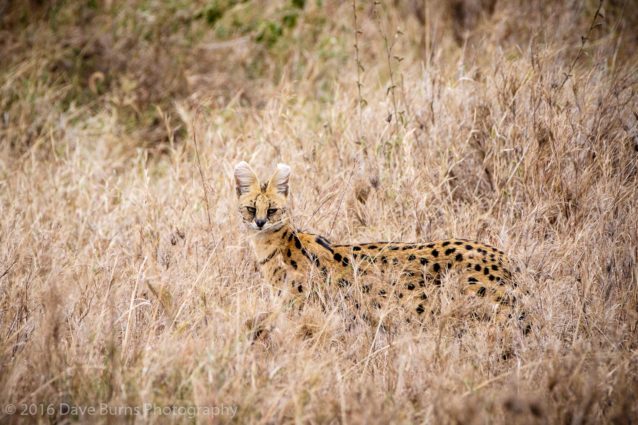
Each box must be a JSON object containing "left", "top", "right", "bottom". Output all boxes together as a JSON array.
[{"left": 233, "top": 161, "right": 290, "bottom": 232}]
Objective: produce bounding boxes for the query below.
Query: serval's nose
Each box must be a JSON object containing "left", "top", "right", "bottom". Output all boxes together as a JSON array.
[{"left": 255, "top": 218, "right": 266, "bottom": 229}]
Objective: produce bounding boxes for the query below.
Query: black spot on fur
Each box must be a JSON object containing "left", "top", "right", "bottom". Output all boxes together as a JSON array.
[
  {"left": 367, "top": 245, "right": 378, "bottom": 250},
  {"left": 315, "top": 236, "right": 333, "bottom": 253},
  {"left": 489, "top": 274, "right": 495, "bottom": 281},
  {"left": 416, "top": 304, "right": 425, "bottom": 314},
  {"left": 477, "top": 287, "right": 487, "bottom": 297},
  {"left": 445, "top": 248, "right": 456, "bottom": 255},
  {"left": 420, "top": 293, "right": 428, "bottom": 300},
  {"left": 419, "top": 279, "right": 425, "bottom": 287},
  {"left": 426, "top": 243, "right": 435, "bottom": 248},
  {"left": 362, "top": 284, "right": 370, "bottom": 293},
  {"left": 297, "top": 285, "right": 303, "bottom": 293},
  {"left": 454, "top": 241, "right": 462, "bottom": 245},
  {"left": 291, "top": 260, "right": 298, "bottom": 270},
  {"left": 474, "top": 264, "right": 481, "bottom": 272},
  {"left": 420, "top": 257, "right": 428, "bottom": 265},
  {"left": 491, "top": 265, "right": 499, "bottom": 271},
  {"left": 465, "top": 244, "right": 473, "bottom": 250},
  {"left": 407, "top": 283, "right": 415, "bottom": 290},
  {"left": 408, "top": 254, "right": 416, "bottom": 261},
  {"left": 431, "top": 249, "right": 439, "bottom": 257},
  {"left": 390, "top": 246, "right": 399, "bottom": 251},
  {"left": 392, "top": 258, "right": 399, "bottom": 265},
  {"left": 468, "top": 277, "right": 478, "bottom": 285},
  {"left": 381, "top": 256, "right": 388, "bottom": 264},
  {"left": 455, "top": 253, "right": 463, "bottom": 262},
  {"left": 301, "top": 248, "right": 320, "bottom": 267},
  {"left": 398, "top": 293, "right": 404, "bottom": 298},
  {"left": 483, "top": 267, "right": 490, "bottom": 275},
  {"left": 259, "top": 250, "right": 277, "bottom": 265},
  {"left": 286, "top": 249, "right": 291, "bottom": 257},
  {"left": 352, "top": 246, "right": 361, "bottom": 251},
  {"left": 294, "top": 237, "right": 302, "bottom": 249},
  {"left": 338, "top": 279, "right": 351, "bottom": 287},
  {"left": 379, "top": 290, "right": 387, "bottom": 296},
  {"left": 433, "top": 263, "right": 440, "bottom": 272},
  {"left": 442, "top": 241, "right": 450, "bottom": 247},
  {"left": 342, "top": 257, "right": 349, "bottom": 267},
  {"left": 333, "top": 253, "right": 342, "bottom": 262}
]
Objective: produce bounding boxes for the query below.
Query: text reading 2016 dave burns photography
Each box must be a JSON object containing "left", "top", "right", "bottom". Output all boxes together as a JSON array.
[{"left": 2, "top": 403, "right": 237, "bottom": 419}]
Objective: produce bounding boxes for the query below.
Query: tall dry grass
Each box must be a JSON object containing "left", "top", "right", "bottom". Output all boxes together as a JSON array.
[{"left": 1, "top": 0, "right": 637, "bottom": 423}]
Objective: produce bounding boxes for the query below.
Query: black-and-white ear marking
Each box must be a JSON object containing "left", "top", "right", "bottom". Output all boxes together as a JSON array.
[
  {"left": 268, "top": 163, "right": 291, "bottom": 196},
  {"left": 234, "top": 161, "right": 258, "bottom": 197}
]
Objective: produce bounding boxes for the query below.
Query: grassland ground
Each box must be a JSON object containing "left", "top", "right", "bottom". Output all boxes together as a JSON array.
[{"left": 1, "top": 1, "right": 637, "bottom": 423}]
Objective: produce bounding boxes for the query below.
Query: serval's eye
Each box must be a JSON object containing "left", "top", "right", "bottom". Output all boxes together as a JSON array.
[
  {"left": 246, "top": 206, "right": 256, "bottom": 215},
  {"left": 267, "top": 208, "right": 277, "bottom": 216}
]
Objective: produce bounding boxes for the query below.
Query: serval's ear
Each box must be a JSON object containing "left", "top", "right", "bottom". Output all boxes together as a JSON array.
[
  {"left": 267, "top": 163, "right": 291, "bottom": 197},
  {"left": 234, "top": 161, "right": 259, "bottom": 197}
]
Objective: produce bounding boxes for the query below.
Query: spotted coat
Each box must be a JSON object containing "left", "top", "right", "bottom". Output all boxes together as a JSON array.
[{"left": 234, "top": 161, "right": 517, "bottom": 324}]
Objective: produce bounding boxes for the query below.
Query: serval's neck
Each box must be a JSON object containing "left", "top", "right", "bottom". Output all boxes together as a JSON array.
[{"left": 249, "top": 222, "right": 296, "bottom": 261}]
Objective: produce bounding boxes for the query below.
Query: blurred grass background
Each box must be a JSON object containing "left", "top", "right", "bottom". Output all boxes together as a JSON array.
[{"left": 1, "top": 0, "right": 638, "bottom": 423}]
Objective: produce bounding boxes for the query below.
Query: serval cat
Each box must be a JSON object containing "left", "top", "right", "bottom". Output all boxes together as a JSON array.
[{"left": 234, "top": 161, "right": 520, "bottom": 325}]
